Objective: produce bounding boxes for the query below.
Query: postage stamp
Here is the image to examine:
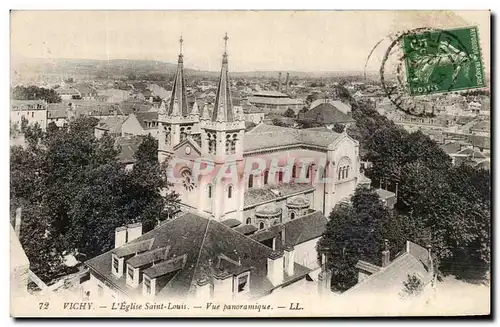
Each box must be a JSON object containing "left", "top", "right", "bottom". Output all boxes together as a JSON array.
[{"left": 402, "top": 26, "right": 486, "bottom": 96}]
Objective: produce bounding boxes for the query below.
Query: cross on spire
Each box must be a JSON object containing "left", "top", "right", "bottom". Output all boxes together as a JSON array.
[
  {"left": 179, "top": 34, "right": 184, "bottom": 55},
  {"left": 223, "top": 32, "right": 229, "bottom": 54}
]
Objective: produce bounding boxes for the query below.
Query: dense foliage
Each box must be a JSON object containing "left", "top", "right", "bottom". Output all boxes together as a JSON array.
[
  {"left": 12, "top": 85, "right": 62, "bottom": 103},
  {"left": 10, "top": 118, "right": 179, "bottom": 283},
  {"left": 318, "top": 94, "right": 491, "bottom": 290}
]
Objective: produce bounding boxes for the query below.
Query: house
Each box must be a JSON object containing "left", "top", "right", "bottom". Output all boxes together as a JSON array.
[
  {"left": 470, "top": 120, "right": 490, "bottom": 137},
  {"left": 440, "top": 141, "right": 490, "bottom": 169},
  {"left": 310, "top": 99, "right": 351, "bottom": 114},
  {"left": 297, "top": 102, "right": 355, "bottom": 129},
  {"left": 74, "top": 84, "right": 98, "bottom": 100},
  {"left": 375, "top": 189, "right": 397, "bottom": 209},
  {"left": 241, "top": 101, "right": 265, "bottom": 124},
  {"left": 115, "top": 136, "right": 143, "bottom": 171},
  {"left": 10, "top": 99, "right": 48, "bottom": 131},
  {"left": 95, "top": 116, "right": 127, "bottom": 139},
  {"left": 344, "top": 241, "right": 435, "bottom": 298},
  {"left": 84, "top": 212, "right": 316, "bottom": 301},
  {"left": 121, "top": 112, "right": 159, "bottom": 138},
  {"left": 56, "top": 87, "right": 81, "bottom": 100}
]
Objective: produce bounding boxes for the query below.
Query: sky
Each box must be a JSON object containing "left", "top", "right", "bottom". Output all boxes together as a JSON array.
[{"left": 10, "top": 10, "right": 490, "bottom": 72}]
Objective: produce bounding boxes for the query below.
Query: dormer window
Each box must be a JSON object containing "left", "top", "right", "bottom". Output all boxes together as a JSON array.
[
  {"left": 144, "top": 276, "right": 152, "bottom": 295},
  {"left": 112, "top": 256, "right": 119, "bottom": 274},
  {"left": 234, "top": 271, "right": 250, "bottom": 295},
  {"left": 127, "top": 264, "right": 134, "bottom": 282}
]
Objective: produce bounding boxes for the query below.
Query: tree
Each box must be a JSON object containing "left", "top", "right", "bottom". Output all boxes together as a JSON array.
[
  {"left": 10, "top": 117, "right": 180, "bottom": 282},
  {"left": 317, "top": 187, "right": 398, "bottom": 292},
  {"left": 11, "top": 85, "right": 62, "bottom": 103},
  {"left": 333, "top": 123, "right": 345, "bottom": 133},
  {"left": 401, "top": 274, "right": 423, "bottom": 297},
  {"left": 299, "top": 106, "right": 308, "bottom": 114},
  {"left": 283, "top": 108, "right": 296, "bottom": 118}
]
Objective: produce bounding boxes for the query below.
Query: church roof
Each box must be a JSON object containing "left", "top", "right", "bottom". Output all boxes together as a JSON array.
[
  {"left": 244, "top": 123, "right": 343, "bottom": 152},
  {"left": 167, "top": 37, "right": 190, "bottom": 117},
  {"left": 85, "top": 212, "right": 310, "bottom": 300}
]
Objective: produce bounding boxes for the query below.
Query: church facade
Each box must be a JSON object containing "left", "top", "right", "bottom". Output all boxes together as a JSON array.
[{"left": 157, "top": 35, "right": 369, "bottom": 233}]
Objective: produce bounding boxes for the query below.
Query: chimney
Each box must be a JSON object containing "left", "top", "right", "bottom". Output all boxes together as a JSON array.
[
  {"left": 318, "top": 253, "right": 332, "bottom": 296},
  {"left": 284, "top": 246, "right": 295, "bottom": 276},
  {"left": 14, "top": 207, "right": 22, "bottom": 237},
  {"left": 127, "top": 222, "right": 143, "bottom": 242},
  {"left": 285, "top": 73, "right": 290, "bottom": 93},
  {"left": 267, "top": 251, "right": 284, "bottom": 286},
  {"left": 381, "top": 239, "right": 390, "bottom": 267},
  {"left": 115, "top": 226, "right": 127, "bottom": 248},
  {"left": 278, "top": 72, "right": 282, "bottom": 92},
  {"left": 427, "top": 244, "right": 434, "bottom": 273},
  {"left": 196, "top": 277, "right": 213, "bottom": 299}
]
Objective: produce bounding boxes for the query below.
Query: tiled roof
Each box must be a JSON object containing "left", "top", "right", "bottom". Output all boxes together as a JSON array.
[
  {"left": 355, "top": 260, "right": 382, "bottom": 274},
  {"left": 440, "top": 142, "right": 462, "bottom": 155},
  {"left": 96, "top": 116, "right": 127, "bottom": 133},
  {"left": 85, "top": 213, "right": 311, "bottom": 300},
  {"left": 244, "top": 123, "right": 342, "bottom": 152},
  {"left": 135, "top": 111, "right": 158, "bottom": 130},
  {"left": 252, "top": 91, "right": 289, "bottom": 97},
  {"left": 143, "top": 254, "right": 187, "bottom": 279},
  {"left": 233, "top": 224, "right": 258, "bottom": 235},
  {"left": 114, "top": 239, "right": 154, "bottom": 258},
  {"left": 115, "top": 136, "right": 143, "bottom": 164},
  {"left": 282, "top": 211, "right": 327, "bottom": 246},
  {"left": 470, "top": 120, "right": 490, "bottom": 132},
  {"left": 248, "top": 96, "right": 302, "bottom": 106},
  {"left": 302, "top": 102, "right": 355, "bottom": 124},
  {"left": 244, "top": 183, "right": 315, "bottom": 208},
  {"left": 248, "top": 210, "right": 327, "bottom": 247},
  {"left": 127, "top": 247, "right": 169, "bottom": 268},
  {"left": 221, "top": 219, "right": 241, "bottom": 228}
]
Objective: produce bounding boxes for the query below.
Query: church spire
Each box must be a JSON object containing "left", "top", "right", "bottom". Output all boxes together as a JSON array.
[
  {"left": 212, "top": 33, "right": 236, "bottom": 122},
  {"left": 167, "top": 35, "right": 189, "bottom": 116}
]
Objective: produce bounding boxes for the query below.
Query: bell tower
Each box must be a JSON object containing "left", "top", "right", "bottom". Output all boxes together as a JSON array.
[
  {"left": 158, "top": 36, "right": 200, "bottom": 163},
  {"left": 200, "top": 33, "right": 246, "bottom": 221}
]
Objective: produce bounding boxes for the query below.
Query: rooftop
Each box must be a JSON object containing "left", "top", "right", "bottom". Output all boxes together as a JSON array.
[
  {"left": 244, "top": 123, "right": 344, "bottom": 152},
  {"left": 301, "top": 102, "right": 355, "bottom": 124},
  {"left": 244, "top": 183, "right": 315, "bottom": 208},
  {"left": 346, "top": 241, "right": 433, "bottom": 296},
  {"left": 86, "top": 213, "right": 311, "bottom": 300}
]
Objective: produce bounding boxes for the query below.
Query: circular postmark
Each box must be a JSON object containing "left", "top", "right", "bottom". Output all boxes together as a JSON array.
[{"left": 365, "top": 26, "right": 485, "bottom": 117}]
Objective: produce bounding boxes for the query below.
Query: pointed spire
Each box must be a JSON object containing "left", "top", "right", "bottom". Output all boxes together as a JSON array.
[
  {"left": 191, "top": 101, "right": 199, "bottom": 115},
  {"left": 202, "top": 104, "right": 210, "bottom": 120},
  {"left": 159, "top": 100, "right": 166, "bottom": 115},
  {"left": 211, "top": 33, "right": 238, "bottom": 122},
  {"left": 167, "top": 35, "right": 189, "bottom": 117}
]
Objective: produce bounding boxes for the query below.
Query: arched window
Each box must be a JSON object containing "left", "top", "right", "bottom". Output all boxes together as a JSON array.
[
  {"left": 231, "top": 134, "right": 237, "bottom": 154},
  {"left": 180, "top": 127, "right": 186, "bottom": 141},
  {"left": 278, "top": 171, "right": 283, "bottom": 183},
  {"left": 259, "top": 222, "right": 265, "bottom": 230},
  {"left": 292, "top": 165, "right": 297, "bottom": 178},
  {"left": 246, "top": 218, "right": 251, "bottom": 225},
  {"left": 264, "top": 170, "right": 269, "bottom": 185},
  {"left": 248, "top": 174, "right": 254, "bottom": 188},
  {"left": 290, "top": 212, "right": 296, "bottom": 220},
  {"left": 227, "top": 185, "right": 233, "bottom": 199},
  {"left": 225, "top": 134, "right": 231, "bottom": 153},
  {"left": 338, "top": 168, "right": 342, "bottom": 180},
  {"left": 346, "top": 165, "right": 349, "bottom": 178},
  {"left": 306, "top": 166, "right": 310, "bottom": 179},
  {"left": 207, "top": 185, "right": 212, "bottom": 199}
]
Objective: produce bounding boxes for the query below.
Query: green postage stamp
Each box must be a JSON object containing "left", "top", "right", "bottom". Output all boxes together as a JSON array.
[{"left": 402, "top": 26, "right": 486, "bottom": 95}]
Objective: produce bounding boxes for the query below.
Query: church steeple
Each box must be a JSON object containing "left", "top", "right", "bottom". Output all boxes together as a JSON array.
[
  {"left": 167, "top": 35, "right": 189, "bottom": 117},
  {"left": 211, "top": 33, "right": 237, "bottom": 122}
]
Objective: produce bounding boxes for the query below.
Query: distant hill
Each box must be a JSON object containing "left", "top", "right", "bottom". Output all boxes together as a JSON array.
[{"left": 11, "top": 57, "right": 375, "bottom": 83}]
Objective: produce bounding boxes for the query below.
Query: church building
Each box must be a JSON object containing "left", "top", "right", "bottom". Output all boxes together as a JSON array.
[{"left": 85, "top": 34, "right": 370, "bottom": 302}]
